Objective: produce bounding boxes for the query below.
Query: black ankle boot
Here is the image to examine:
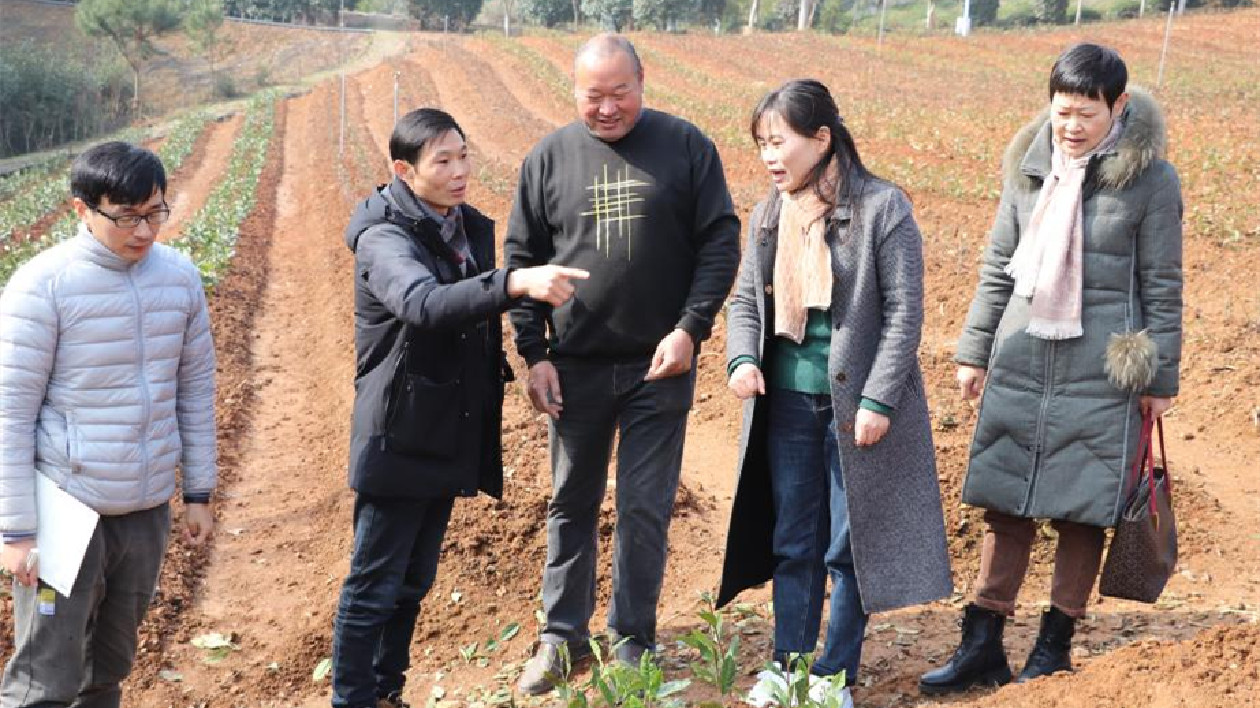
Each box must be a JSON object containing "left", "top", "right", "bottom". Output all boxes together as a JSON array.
[
  {"left": 1016, "top": 607, "right": 1076, "bottom": 682},
  {"left": 919, "top": 604, "right": 1013, "bottom": 695}
]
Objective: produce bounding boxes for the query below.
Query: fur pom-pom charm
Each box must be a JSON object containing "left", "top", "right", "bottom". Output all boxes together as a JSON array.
[{"left": 1105, "top": 330, "right": 1158, "bottom": 392}]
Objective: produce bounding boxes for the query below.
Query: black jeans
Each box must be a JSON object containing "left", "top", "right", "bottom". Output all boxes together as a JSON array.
[
  {"left": 540, "top": 357, "right": 695, "bottom": 652},
  {"left": 331, "top": 494, "right": 454, "bottom": 708}
]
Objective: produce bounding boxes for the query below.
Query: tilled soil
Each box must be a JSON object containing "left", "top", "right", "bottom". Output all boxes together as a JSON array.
[
  {"left": 161, "top": 115, "right": 246, "bottom": 241},
  {"left": 2, "top": 12, "right": 1258, "bottom": 708}
]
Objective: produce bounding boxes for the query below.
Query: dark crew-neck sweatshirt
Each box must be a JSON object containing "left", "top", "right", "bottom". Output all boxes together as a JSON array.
[{"left": 505, "top": 108, "right": 740, "bottom": 365}]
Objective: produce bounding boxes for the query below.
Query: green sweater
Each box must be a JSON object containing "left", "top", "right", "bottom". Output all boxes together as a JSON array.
[{"left": 729, "top": 309, "right": 892, "bottom": 415}]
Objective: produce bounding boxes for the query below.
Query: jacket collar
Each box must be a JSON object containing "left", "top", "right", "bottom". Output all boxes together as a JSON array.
[
  {"left": 757, "top": 184, "right": 855, "bottom": 233},
  {"left": 381, "top": 179, "right": 495, "bottom": 276},
  {"left": 1003, "top": 86, "right": 1166, "bottom": 191},
  {"left": 73, "top": 223, "right": 145, "bottom": 272},
  {"left": 755, "top": 178, "right": 858, "bottom": 286}
]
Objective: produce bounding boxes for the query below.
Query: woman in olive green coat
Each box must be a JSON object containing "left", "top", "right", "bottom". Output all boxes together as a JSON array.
[{"left": 921, "top": 44, "right": 1183, "bottom": 695}]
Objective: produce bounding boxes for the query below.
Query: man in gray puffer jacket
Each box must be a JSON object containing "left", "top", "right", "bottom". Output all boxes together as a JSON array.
[{"left": 0, "top": 142, "right": 216, "bottom": 708}]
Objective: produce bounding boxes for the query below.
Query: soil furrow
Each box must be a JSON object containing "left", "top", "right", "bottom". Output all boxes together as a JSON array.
[{"left": 162, "top": 114, "right": 245, "bottom": 241}]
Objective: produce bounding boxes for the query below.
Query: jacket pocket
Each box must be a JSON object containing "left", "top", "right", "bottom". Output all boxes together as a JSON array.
[
  {"left": 66, "top": 410, "right": 83, "bottom": 473},
  {"left": 383, "top": 371, "right": 462, "bottom": 460}
]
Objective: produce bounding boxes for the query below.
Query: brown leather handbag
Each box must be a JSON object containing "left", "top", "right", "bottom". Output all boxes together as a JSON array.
[{"left": 1099, "top": 414, "right": 1178, "bottom": 603}]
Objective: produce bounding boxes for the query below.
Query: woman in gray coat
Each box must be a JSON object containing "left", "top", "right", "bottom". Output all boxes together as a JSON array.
[
  {"left": 717, "top": 80, "right": 952, "bottom": 697},
  {"left": 920, "top": 44, "right": 1183, "bottom": 695}
]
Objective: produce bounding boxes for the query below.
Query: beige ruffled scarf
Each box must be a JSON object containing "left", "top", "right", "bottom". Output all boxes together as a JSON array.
[
  {"left": 774, "top": 162, "right": 840, "bottom": 343},
  {"left": 1006, "top": 118, "right": 1125, "bottom": 340}
]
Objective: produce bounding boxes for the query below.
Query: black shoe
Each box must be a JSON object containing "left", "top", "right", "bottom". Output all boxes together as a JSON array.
[
  {"left": 376, "top": 691, "right": 411, "bottom": 708},
  {"left": 919, "top": 604, "right": 1013, "bottom": 695},
  {"left": 1016, "top": 607, "right": 1076, "bottom": 683}
]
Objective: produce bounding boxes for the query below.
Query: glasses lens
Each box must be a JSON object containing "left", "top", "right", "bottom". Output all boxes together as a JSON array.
[
  {"left": 115, "top": 215, "right": 143, "bottom": 227},
  {"left": 145, "top": 210, "right": 171, "bottom": 226}
]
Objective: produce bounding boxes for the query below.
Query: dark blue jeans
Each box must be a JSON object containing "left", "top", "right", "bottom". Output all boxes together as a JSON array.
[
  {"left": 768, "top": 390, "right": 868, "bottom": 683},
  {"left": 331, "top": 494, "right": 454, "bottom": 708}
]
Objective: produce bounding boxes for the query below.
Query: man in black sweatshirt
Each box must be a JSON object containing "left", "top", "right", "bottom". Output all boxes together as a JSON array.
[{"left": 506, "top": 33, "right": 740, "bottom": 695}]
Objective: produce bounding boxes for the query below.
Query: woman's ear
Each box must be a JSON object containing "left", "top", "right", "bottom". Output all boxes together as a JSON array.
[{"left": 813, "top": 125, "right": 832, "bottom": 157}]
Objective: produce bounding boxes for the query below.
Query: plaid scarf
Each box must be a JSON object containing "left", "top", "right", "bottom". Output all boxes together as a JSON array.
[{"left": 1006, "top": 117, "right": 1124, "bottom": 340}]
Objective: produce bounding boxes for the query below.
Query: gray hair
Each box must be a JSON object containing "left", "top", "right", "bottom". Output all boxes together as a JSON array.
[{"left": 573, "top": 33, "right": 643, "bottom": 80}]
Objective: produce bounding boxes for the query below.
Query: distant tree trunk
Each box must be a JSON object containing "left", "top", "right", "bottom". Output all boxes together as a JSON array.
[
  {"left": 746, "top": 0, "right": 759, "bottom": 31},
  {"left": 797, "top": 0, "right": 813, "bottom": 28}
]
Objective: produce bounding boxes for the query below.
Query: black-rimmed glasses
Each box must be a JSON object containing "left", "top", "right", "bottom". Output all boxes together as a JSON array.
[{"left": 90, "top": 204, "right": 171, "bottom": 229}]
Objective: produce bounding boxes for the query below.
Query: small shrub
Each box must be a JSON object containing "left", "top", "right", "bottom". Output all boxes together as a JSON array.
[{"left": 213, "top": 72, "right": 238, "bottom": 99}]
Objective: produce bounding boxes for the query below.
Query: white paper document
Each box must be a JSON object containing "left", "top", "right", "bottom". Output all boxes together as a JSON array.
[{"left": 36, "top": 473, "right": 100, "bottom": 596}]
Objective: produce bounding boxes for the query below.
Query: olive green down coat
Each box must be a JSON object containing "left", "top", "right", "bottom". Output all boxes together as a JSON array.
[{"left": 956, "top": 87, "right": 1184, "bottom": 528}]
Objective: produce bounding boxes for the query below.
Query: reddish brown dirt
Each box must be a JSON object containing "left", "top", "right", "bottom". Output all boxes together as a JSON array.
[
  {"left": 161, "top": 114, "right": 245, "bottom": 241},
  {"left": 123, "top": 99, "right": 289, "bottom": 698},
  {"left": 972, "top": 624, "right": 1260, "bottom": 708},
  {"left": 4, "top": 10, "right": 1258, "bottom": 708}
]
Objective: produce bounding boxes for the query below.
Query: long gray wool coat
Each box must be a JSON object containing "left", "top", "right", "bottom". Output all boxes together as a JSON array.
[
  {"left": 716, "top": 176, "right": 953, "bottom": 615},
  {"left": 956, "top": 87, "right": 1183, "bottom": 528}
]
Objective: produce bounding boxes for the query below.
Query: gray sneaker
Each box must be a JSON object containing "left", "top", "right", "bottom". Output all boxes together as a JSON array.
[
  {"left": 611, "top": 638, "right": 653, "bottom": 668},
  {"left": 517, "top": 642, "right": 590, "bottom": 696}
]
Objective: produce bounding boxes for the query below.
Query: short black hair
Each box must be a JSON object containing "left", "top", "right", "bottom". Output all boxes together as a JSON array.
[
  {"left": 1049, "top": 43, "right": 1128, "bottom": 108},
  {"left": 389, "top": 108, "right": 465, "bottom": 165},
  {"left": 71, "top": 141, "right": 167, "bottom": 207}
]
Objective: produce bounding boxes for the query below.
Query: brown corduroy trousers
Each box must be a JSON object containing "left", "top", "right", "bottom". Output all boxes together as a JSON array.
[{"left": 972, "top": 509, "right": 1106, "bottom": 618}]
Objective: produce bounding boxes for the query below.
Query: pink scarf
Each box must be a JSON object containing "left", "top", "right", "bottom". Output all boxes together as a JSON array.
[{"left": 1006, "top": 118, "right": 1124, "bottom": 340}]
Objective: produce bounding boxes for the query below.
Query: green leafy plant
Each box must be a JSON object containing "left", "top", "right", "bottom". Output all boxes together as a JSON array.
[
  {"left": 678, "top": 593, "right": 740, "bottom": 696},
  {"left": 171, "top": 91, "right": 278, "bottom": 288},
  {"left": 546, "top": 642, "right": 590, "bottom": 708},
  {"left": 585, "top": 638, "right": 690, "bottom": 708},
  {"left": 459, "top": 622, "right": 524, "bottom": 666}
]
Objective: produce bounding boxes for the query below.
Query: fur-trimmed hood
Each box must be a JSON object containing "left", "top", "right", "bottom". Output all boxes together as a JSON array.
[{"left": 1002, "top": 86, "right": 1167, "bottom": 191}]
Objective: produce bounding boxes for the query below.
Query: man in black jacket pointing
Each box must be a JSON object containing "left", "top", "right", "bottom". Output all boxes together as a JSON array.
[{"left": 335, "top": 108, "right": 586, "bottom": 708}]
